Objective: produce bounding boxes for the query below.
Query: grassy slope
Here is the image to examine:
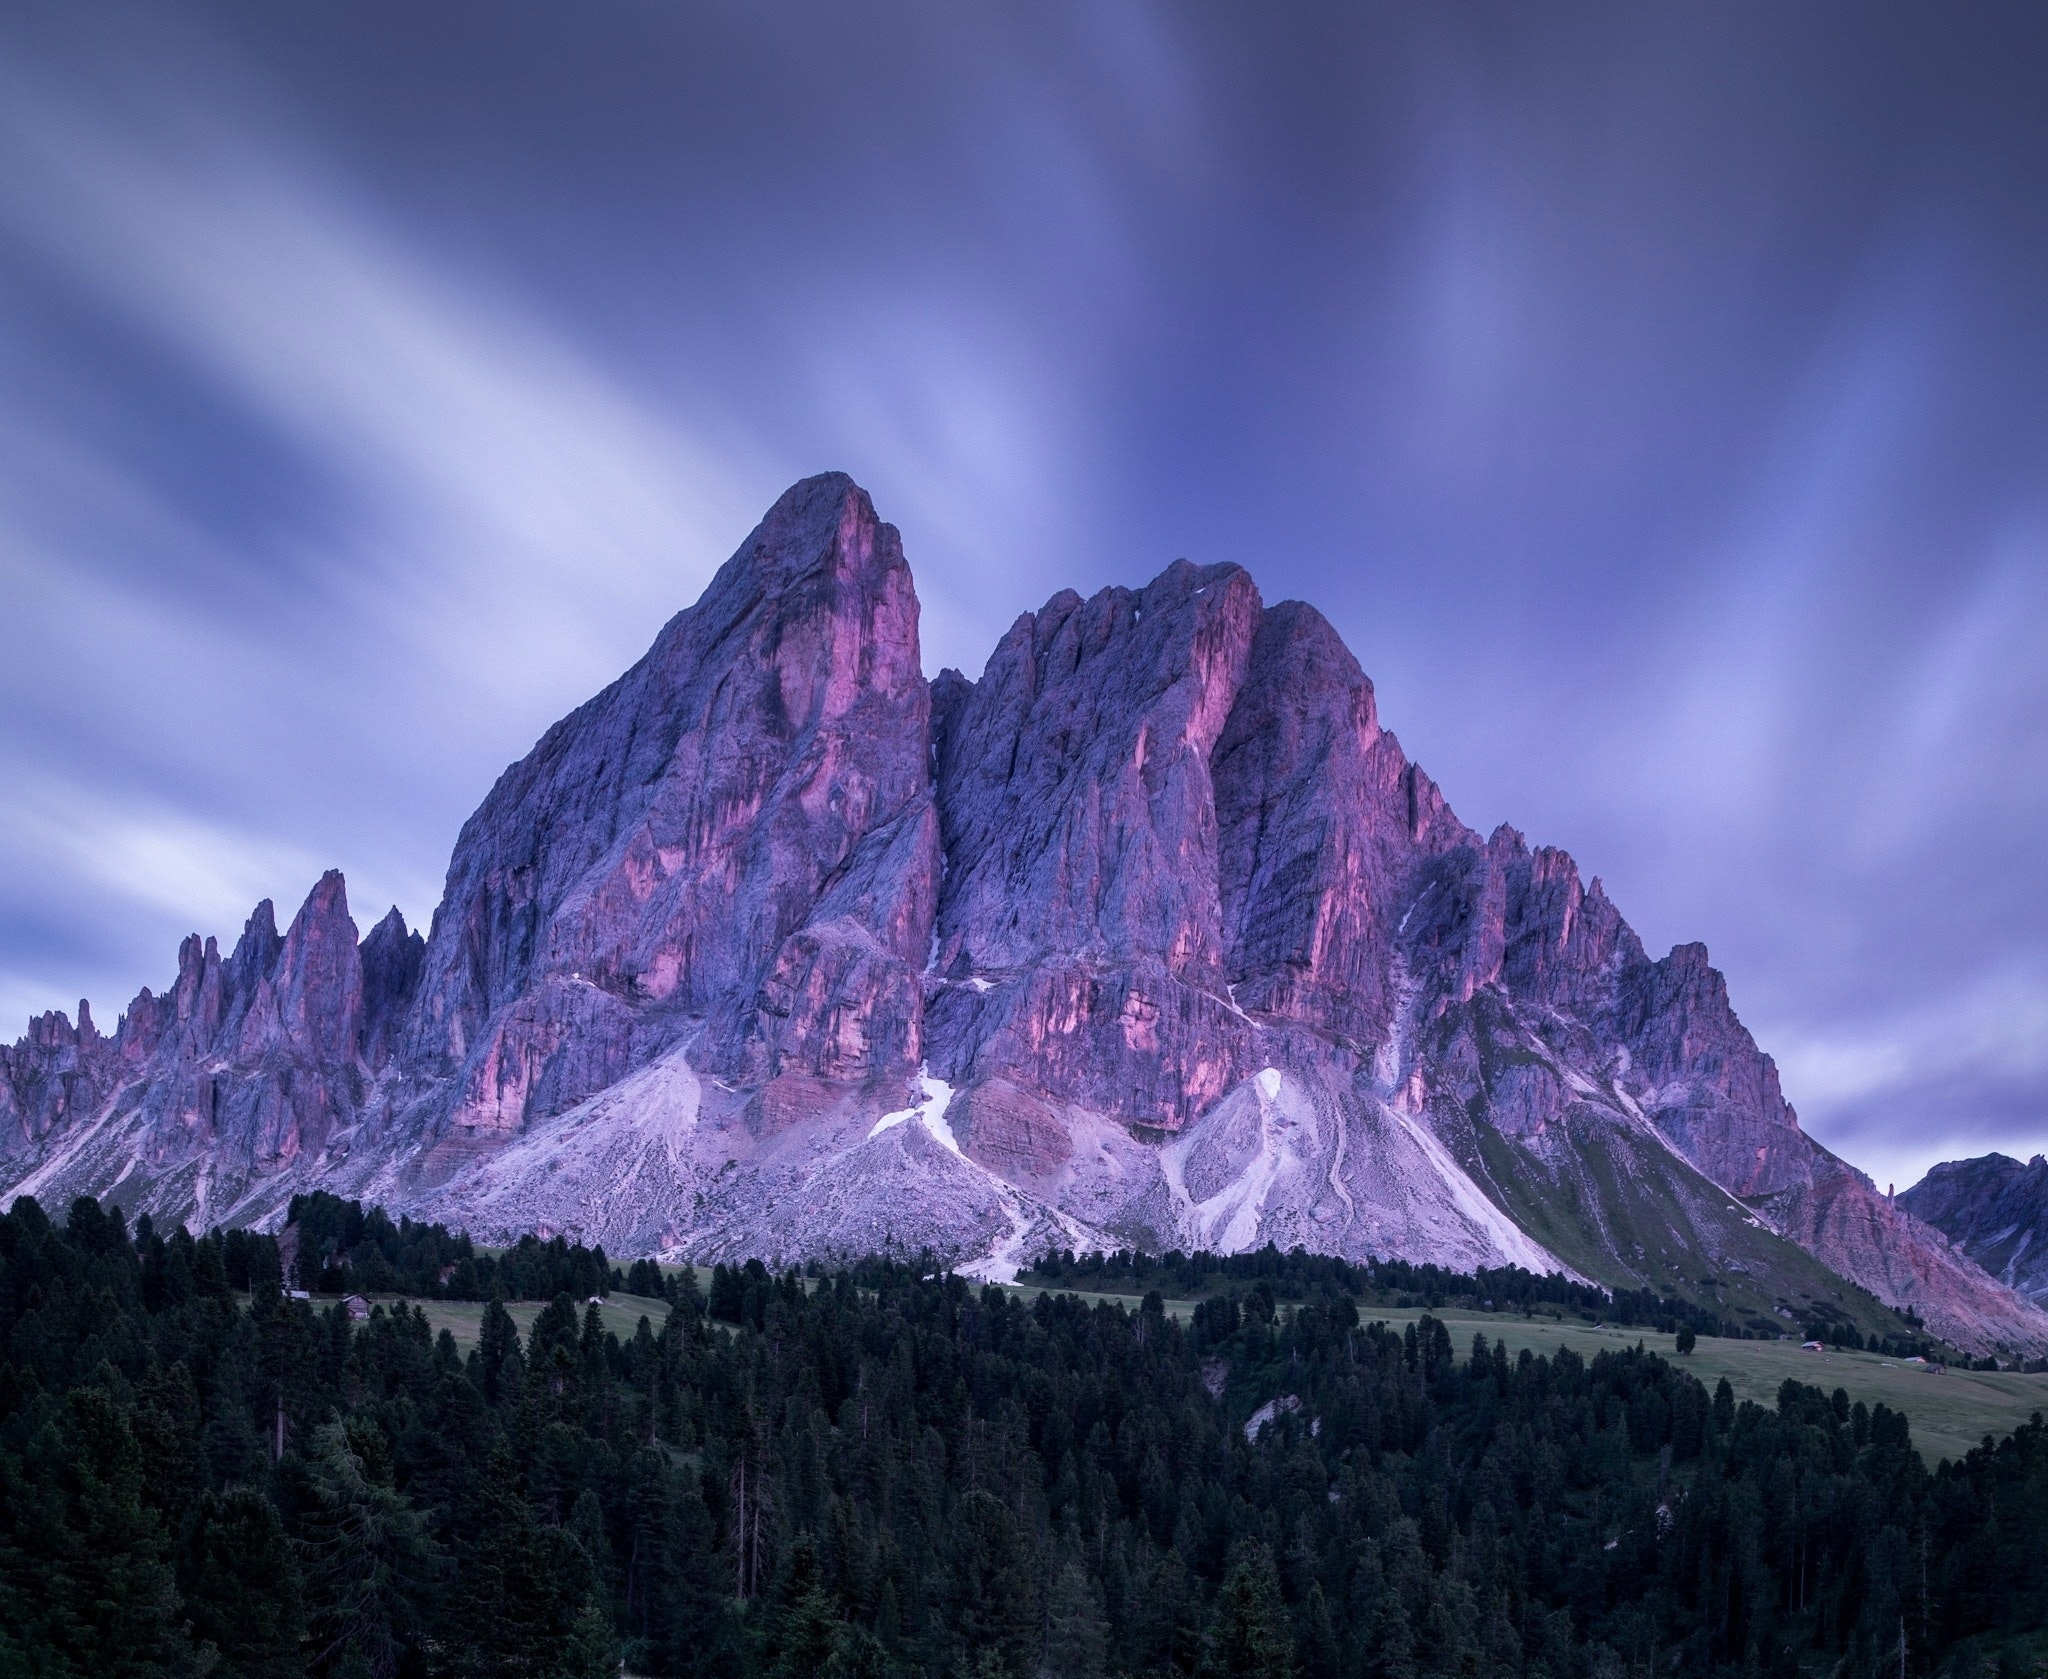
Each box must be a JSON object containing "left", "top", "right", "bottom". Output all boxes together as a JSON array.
[
  {"left": 1460, "top": 1115, "right": 1912, "bottom": 1342},
  {"left": 1364, "top": 1306, "right": 2048, "bottom": 1469},
  {"left": 341, "top": 1291, "right": 674, "bottom": 1350}
]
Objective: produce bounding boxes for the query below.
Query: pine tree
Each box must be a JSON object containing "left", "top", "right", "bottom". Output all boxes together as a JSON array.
[
  {"left": 1198, "top": 1542, "right": 1294, "bottom": 1679},
  {"left": 1044, "top": 1558, "right": 1109, "bottom": 1679},
  {"left": 433, "top": 1447, "right": 582, "bottom": 1679},
  {"left": 478, "top": 1285, "right": 518, "bottom": 1405},
  {"left": 40, "top": 1386, "right": 193, "bottom": 1678},
  {"left": 570, "top": 1486, "right": 615, "bottom": 1594},
  {"left": 561, "top": 1599, "right": 618, "bottom": 1679},
  {"left": 1298, "top": 1582, "right": 1340, "bottom": 1679}
]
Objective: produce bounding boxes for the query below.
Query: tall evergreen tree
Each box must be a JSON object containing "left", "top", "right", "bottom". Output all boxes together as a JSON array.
[
  {"left": 297, "top": 1420, "right": 436, "bottom": 1679},
  {"left": 1198, "top": 1542, "right": 1294, "bottom": 1679},
  {"left": 1044, "top": 1557, "right": 1109, "bottom": 1679},
  {"left": 434, "top": 1447, "right": 584, "bottom": 1679}
]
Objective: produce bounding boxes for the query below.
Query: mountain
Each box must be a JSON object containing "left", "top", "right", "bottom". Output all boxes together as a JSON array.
[
  {"left": 5, "top": 473, "right": 2045, "bottom": 1355},
  {"left": 1902, "top": 1154, "right": 2048, "bottom": 1307}
]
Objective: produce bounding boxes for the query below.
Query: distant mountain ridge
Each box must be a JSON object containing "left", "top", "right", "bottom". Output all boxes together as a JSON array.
[
  {"left": 1902, "top": 1153, "right": 2048, "bottom": 1307},
  {"left": 5, "top": 473, "right": 2044, "bottom": 1354}
]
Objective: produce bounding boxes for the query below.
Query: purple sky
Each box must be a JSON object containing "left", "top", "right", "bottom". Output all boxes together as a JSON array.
[{"left": 2, "top": 2, "right": 2044, "bottom": 1192}]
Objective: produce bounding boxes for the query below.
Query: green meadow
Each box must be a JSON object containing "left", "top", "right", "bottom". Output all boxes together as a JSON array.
[{"left": 342, "top": 1290, "right": 674, "bottom": 1349}]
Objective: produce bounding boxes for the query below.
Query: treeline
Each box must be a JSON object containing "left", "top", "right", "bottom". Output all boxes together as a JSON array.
[
  {"left": 6, "top": 1193, "right": 2048, "bottom": 1678},
  {"left": 286, "top": 1192, "right": 616, "bottom": 1302},
  {"left": 1021, "top": 1246, "right": 1784, "bottom": 1343}
]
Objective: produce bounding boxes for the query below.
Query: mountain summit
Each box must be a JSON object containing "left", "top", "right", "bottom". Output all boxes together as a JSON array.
[{"left": 6, "top": 474, "right": 2043, "bottom": 1353}]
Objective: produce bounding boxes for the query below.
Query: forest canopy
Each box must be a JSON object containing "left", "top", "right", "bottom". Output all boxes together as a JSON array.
[{"left": 2, "top": 1193, "right": 2046, "bottom": 1679}]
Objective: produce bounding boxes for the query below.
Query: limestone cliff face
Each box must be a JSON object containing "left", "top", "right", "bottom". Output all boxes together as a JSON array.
[
  {"left": 0, "top": 1002, "right": 113, "bottom": 1164},
  {"left": 1212, "top": 600, "right": 1455, "bottom": 1055},
  {"left": 927, "top": 560, "right": 1263, "bottom": 1128},
  {"left": 5, "top": 474, "right": 2043, "bottom": 1354}
]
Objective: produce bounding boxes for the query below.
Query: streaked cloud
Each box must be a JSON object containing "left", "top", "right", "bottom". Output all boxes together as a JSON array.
[{"left": 0, "top": 1, "right": 2042, "bottom": 1192}]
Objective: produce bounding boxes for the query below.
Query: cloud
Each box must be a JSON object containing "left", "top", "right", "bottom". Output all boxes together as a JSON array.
[
  {"left": 1776, "top": 967, "right": 2048, "bottom": 1114},
  {"left": 0, "top": 40, "right": 772, "bottom": 708},
  {"left": 1767, "top": 963, "right": 2048, "bottom": 1189},
  {"left": 1, "top": 774, "right": 333, "bottom": 938}
]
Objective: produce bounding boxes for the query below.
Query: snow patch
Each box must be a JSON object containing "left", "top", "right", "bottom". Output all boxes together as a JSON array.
[
  {"left": 868, "top": 1069, "right": 956, "bottom": 1149},
  {"left": 919, "top": 1076, "right": 960, "bottom": 1155}
]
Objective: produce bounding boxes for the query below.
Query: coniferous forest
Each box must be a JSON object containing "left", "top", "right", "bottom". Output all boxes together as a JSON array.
[{"left": 4, "top": 1196, "right": 2048, "bottom": 1679}]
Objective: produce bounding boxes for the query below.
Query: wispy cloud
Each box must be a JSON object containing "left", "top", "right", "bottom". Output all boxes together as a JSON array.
[
  {"left": 2, "top": 774, "right": 333, "bottom": 939},
  {"left": 0, "top": 2, "right": 2043, "bottom": 1198},
  {"left": 0, "top": 40, "right": 771, "bottom": 705},
  {"left": 0, "top": 17, "right": 780, "bottom": 1022}
]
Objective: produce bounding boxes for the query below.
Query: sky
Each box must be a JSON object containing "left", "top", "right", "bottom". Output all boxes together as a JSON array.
[{"left": 1, "top": 1, "right": 2044, "bottom": 1193}]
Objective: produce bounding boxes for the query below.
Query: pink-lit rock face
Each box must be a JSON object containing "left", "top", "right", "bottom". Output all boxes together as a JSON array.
[
  {"left": 5, "top": 473, "right": 2045, "bottom": 1356},
  {"left": 1213, "top": 600, "right": 1459, "bottom": 1050},
  {"left": 397, "top": 472, "right": 938, "bottom": 1137}
]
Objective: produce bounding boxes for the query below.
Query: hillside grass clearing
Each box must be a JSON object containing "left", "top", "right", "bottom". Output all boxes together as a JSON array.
[{"left": 324, "top": 1290, "right": 674, "bottom": 1350}]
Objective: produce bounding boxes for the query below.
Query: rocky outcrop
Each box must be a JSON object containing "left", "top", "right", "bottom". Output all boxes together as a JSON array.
[
  {"left": 358, "top": 908, "right": 425, "bottom": 1071},
  {"left": 0, "top": 871, "right": 372, "bottom": 1229},
  {"left": 6, "top": 473, "right": 2044, "bottom": 1354},
  {"left": 1903, "top": 1154, "right": 2048, "bottom": 1307},
  {"left": 0, "top": 1002, "right": 114, "bottom": 1165}
]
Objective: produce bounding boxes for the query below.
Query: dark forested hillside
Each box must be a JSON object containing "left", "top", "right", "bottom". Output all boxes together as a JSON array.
[{"left": 3, "top": 1196, "right": 2047, "bottom": 1679}]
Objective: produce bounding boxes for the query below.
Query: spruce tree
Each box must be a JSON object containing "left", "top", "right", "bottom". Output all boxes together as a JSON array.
[
  {"left": 43, "top": 1386, "right": 192, "bottom": 1678},
  {"left": 478, "top": 1286, "right": 518, "bottom": 1405},
  {"left": 1044, "top": 1557, "right": 1109, "bottom": 1679},
  {"left": 433, "top": 1447, "right": 581, "bottom": 1679},
  {"left": 1198, "top": 1542, "right": 1294, "bottom": 1679}
]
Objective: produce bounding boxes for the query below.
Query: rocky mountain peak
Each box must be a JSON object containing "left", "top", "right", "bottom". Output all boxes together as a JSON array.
[
  {"left": 6, "top": 474, "right": 2045, "bottom": 1356},
  {"left": 274, "top": 870, "right": 362, "bottom": 1069},
  {"left": 391, "top": 468, "right": 938, "bottom": 1143}
]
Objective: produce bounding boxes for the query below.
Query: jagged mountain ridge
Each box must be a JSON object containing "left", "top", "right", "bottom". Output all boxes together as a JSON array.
[
  {"left": 5, "top": 473, "right": 2044, "bottom": 1354},
  {"left": 1902, "top": 1154, "right": 2048, "bottom": 1307}
]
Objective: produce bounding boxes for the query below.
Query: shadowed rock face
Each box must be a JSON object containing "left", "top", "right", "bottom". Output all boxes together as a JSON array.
[
  {"left": 928, "top": 559, "right": 1263, "bottom": 1126},
  {"left": 6, "top": 473, "right": 2045, "bottom": 1355},
  {"left": 0, "top": 872, "right": 367, "bottom": 1229},
  {"left": 1903, "top": 1154, "right": 2048, "bottom": 1306}
]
